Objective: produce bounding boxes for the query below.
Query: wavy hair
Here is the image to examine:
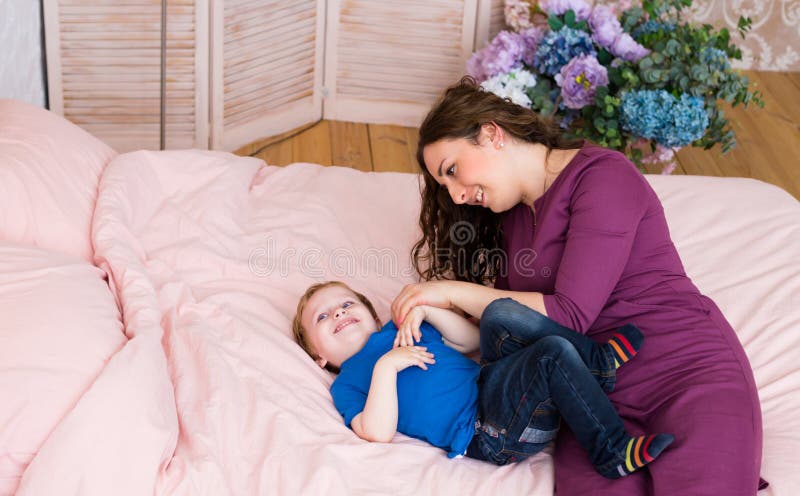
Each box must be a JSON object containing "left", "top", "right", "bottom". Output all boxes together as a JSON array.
[{"left": 412, "top": 76, "right": 582, "bottom": 284}]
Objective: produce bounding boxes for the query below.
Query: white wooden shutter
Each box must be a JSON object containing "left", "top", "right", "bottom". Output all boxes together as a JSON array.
[
  {"left": 323, "top": 0, "right": 478, "bottom": 127},
  {"left": 475, "top": 0, "right": 506, "bottom": 48},
  {"left": 210, "top": 0, "right": 325, "bottom": 151},
  {"left": 43, "top": 0, "right": 208, "bottom": 152}
]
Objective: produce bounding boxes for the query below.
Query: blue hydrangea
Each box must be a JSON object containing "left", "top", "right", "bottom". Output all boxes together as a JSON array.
[
  {"left": 621, "top": 90, "right": 710, "bottom": 147},
  {"left": 534, "top": 27, "right": 596, "bottom": 76},
  {"left": 632, "top": 20, "right": 676, "bottom": 38},
  {"left": 699, "top": 47, "right": 731, "bottom": 72}
]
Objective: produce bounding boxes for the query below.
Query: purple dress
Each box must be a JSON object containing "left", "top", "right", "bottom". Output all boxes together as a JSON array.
[{"left": 494, "top": 143, "right": 763, "bottom": 495}]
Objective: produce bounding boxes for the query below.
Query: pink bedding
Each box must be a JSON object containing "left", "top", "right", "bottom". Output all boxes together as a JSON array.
[
  {"left": 0, "top": 243, "right": 125, "bottom": 494},
  {"left": 0, "top": 99, "right": 115, "bottom": 262},
  {"left": 1, "top": 100, "right": 798, "bottom": 495}
]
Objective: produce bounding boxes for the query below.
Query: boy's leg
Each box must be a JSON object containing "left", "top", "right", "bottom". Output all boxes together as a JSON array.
[
  {"left": 479, "top": 298, "right": 643, "bottom": 391},
  {"left": 473, "top": 335, "right": 673, "bottom": 478}
]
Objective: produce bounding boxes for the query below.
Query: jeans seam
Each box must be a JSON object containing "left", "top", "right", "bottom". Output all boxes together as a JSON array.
[{"left": 546, "top": 354, "right": 622, "bottom": 460}]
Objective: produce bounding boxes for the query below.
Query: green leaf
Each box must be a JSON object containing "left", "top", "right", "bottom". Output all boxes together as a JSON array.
[
  {"left": 642, "top": 69, "right": 660, "bottom": 84},
  {"left": 719, "top": 27, "right": 730, "bottom": 46},
  {"left": 548, "top": 16, "right": 564, "bottom": 31},
  {"left": 737, "top": 16, "right": 753, "bottom": 38},
  {"left": 639, "top": 57, "right": 654, "bottom": 70},
  {"left": 598, "top": 49, "right": 613, "bottom": 65},
  {"left": 593, "top": 117, "right": 606, "bottom": 132},
  {"left": 564, "top": 10, "right": 576, "bottom": 28}
]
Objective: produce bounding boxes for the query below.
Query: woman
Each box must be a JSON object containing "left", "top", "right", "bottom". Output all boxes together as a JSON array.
[{"left": 391, "top": 77, "right": 764, "bottom": 495}]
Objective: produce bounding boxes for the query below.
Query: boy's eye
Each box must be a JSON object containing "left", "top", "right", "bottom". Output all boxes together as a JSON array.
[
  {"left": 342, "top": 301, "right": 353, "bottom": 308},
  {"left": 316, "top": 313, "right": 328, "bottom": 322}
]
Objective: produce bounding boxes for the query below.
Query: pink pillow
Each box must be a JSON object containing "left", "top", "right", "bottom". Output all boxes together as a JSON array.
[
  {"left": 0, "top": 99, "right": 116, "bottom": 262},
  {"left": 0, "top": 243, "right": 125, "bottom": 494}
]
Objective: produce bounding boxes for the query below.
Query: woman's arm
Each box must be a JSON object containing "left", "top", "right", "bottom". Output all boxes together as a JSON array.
[
  {"left": 449, "top": 281, "right": 547, "bottom": 321},
  {"left": 391, "top": 279, "right": 547, "bottom": 325}
]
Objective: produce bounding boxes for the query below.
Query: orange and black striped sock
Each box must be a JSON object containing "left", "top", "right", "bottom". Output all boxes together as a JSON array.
[
  {"left": 606, "top": 324, "right": 644, "bottom": 369},
  {"left": 610, "top": 434, "right": 675, "bottom": 479}
]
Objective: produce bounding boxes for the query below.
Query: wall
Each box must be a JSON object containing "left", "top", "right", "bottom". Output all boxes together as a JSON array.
[
  {"left": 0, "top": 0, "right": 47, "bottom": 108},
  {"left": 687, "top": 0, "right": 800, "bottom": 72}
]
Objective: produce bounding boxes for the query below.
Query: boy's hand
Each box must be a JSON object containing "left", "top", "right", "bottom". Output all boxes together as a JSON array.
[
  {"left": 378, "top": 346, "right": 435, "bottom": 372},
  {"left": 393, "top": 306, "right": 426, "bottom": 348}
]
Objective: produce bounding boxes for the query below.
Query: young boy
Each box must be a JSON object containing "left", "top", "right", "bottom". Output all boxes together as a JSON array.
[{"left": 292, "top": 281, "right": 673, "bottom": 479}]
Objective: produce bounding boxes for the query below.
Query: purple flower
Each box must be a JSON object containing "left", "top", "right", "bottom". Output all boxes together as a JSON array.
[
  {"left": 466, "top": 30, "right": 526, "bottom": 81},
  {"left": 610, "top": 32, "right": 650, "bottom": 62},
  {"left": 540, "top": 0, "right": 592, "bottom": 21},
  {"left": 555, "top": 54, "right": 609, "bottom": 109},
  {"left": 519, "top": 26, "right": 545, "bottom": 66},
  {"left": 466, "top": 51, "right": 489, "bottom": 81},
  {"left": 588, "top": 5, "right": 624, "bottom": 50}
]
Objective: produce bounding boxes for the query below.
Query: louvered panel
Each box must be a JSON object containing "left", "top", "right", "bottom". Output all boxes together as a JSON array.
[
  {"left": 324, "top": 0, "right": 477, "bottom": 127},
  {"left": 212, "top": 0, "right": 324, "bottom": 151},
  {"left": 475, "top": 0, "right": 505, "bottom": 50},
  {"left": 44, "top": 0, "right": 208, "bottom": 152},
  {"left": 489, "top": 0, "right": 505, "bottom": 39}
]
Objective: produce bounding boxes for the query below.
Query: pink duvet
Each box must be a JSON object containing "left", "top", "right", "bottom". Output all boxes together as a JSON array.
[
  {"left": 14, "top": 150, "right": 555, "bottom": 495},
  {"left": 2, "top": 99, "right": 798, "bottom": 495}
]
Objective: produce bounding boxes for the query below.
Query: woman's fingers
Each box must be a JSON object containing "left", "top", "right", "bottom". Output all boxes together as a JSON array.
[
  {"left": 390, "top": 285, "right": 409, "bottom": 321},
  {"left": 392, "top": 284, "right": 420, "bottom": 324}
]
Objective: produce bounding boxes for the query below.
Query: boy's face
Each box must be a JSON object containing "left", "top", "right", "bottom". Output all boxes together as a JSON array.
[{"left": 301, "top": 285, "right": 379, "bottom": 369}]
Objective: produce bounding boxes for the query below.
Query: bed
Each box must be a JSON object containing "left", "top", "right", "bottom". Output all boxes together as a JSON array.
[{"left": 1, "top": 98, "right": 798, "bottom": 495}]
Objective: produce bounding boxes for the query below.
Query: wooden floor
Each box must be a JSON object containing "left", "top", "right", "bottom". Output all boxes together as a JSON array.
[{"left": 234, "top": 71, "right": 799, "bottom": 199}]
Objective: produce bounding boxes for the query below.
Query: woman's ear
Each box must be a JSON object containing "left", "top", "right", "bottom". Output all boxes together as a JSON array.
[{"left": 481, "top": 121, "right": 504, "bottom": 148}]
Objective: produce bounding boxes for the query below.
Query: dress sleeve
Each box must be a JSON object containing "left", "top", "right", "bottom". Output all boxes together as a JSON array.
[{"left": 542, "top": 159, "right": 650, "bottom": 334}]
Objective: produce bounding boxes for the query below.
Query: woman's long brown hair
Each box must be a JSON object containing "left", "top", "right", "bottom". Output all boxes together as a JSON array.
[{"left": 413, "top": 76, "right": 582, "bottom": 284}]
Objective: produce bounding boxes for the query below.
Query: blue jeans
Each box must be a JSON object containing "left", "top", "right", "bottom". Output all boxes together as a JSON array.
[{"left": 465, "top": 298, "right": 632, "bottom": 477}]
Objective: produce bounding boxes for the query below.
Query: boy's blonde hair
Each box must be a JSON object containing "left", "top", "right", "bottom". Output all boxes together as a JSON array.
[{"left": 292, "top": 281, "right": 380, "bottom": 372}]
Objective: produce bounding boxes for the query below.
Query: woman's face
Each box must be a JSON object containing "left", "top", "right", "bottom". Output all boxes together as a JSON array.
[{"left": 422, "top": 131, "right": 518, "bottom": 213}]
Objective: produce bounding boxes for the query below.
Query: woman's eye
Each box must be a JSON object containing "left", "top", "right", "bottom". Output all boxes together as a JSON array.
[{"left": 446, "top": 164, "right": 455, "bottom": 176}]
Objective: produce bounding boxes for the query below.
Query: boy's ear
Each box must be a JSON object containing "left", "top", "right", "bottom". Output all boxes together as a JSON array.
[{"left": 315, "top": 356, "right": 328, "bottom": 369}]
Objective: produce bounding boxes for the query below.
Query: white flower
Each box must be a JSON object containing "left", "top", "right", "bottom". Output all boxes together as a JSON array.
[{"left": 480, "top": 69, "right": 537, "bottom": 108}]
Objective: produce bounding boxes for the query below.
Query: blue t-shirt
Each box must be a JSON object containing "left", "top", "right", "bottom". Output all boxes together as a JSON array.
[{"left": 330, "top": 321, "right": 479, "bottom": 458}]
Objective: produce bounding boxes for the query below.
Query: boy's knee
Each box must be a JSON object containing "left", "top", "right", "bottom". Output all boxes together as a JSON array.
[
  {"left": 533, "top": 335, "right": 577, "bottom": 359},
  {"left": 481, "top": 298, "right": 520, "bottom": 327}
]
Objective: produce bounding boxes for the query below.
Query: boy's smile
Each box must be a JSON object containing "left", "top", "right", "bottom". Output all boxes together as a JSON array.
[{"left": 334, "top": 317, "right": 359, "bottom": 334}]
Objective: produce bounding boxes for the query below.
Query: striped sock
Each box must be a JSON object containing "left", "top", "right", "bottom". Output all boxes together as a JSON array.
[
  {"left": 609, "top": 434, "right": 675, "bottom": 479},
  {"left": 605, "top": 324, "right": 644, "bottom": 369}
]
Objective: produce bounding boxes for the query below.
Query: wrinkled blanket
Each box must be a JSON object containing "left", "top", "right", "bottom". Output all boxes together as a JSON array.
[{"left": 12, "top": 148, "right": 800, "bottom": 495}]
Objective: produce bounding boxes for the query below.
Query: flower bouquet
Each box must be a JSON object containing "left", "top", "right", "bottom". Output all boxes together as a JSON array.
[{"left": 467, "top": 0, "right": 764, "bottom": 173}]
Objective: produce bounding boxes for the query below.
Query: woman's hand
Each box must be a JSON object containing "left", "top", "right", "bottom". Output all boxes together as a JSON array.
[
  {"left": 393, "top": 306, "right": 427, "bottom": 348},
  {"left": 391, "top": 281, "right": 454, "bottom": 325}
]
